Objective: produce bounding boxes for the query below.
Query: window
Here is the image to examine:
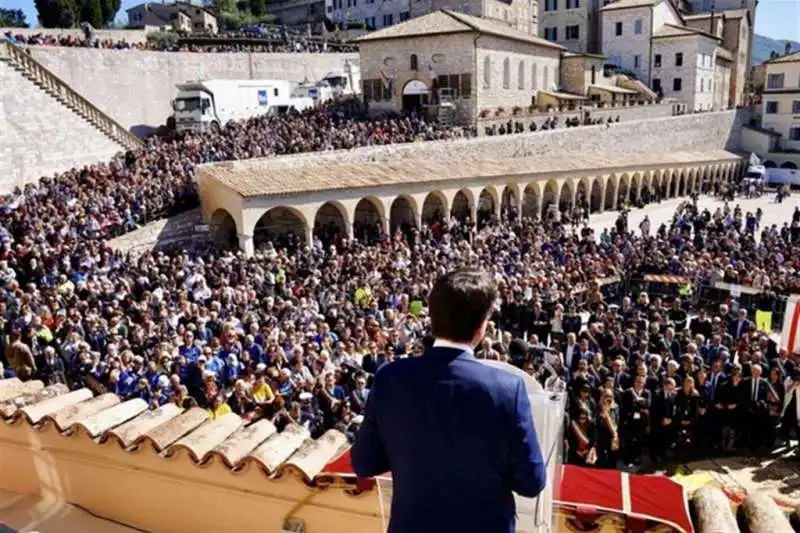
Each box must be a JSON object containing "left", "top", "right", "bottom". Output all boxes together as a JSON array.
[
  {"left": 544, "top": 27, "right": 558, "bottom": 41},
  {"left": 531, "top": 62, "right": 538, "bottom": 89},
  {"left": 566, "top": 0, "right": 579, "bottom": 7},
  {"left": 503, "top": 57, "right": 510, "bottom": 89},
  {"left": 543, "top": 65, "right": 549, "bottom": 90},
  {"left": 566, "top": 25, "right": 579, "bottom": 40},
  {"left": 363, "top": 79, "right": 385, "bottom": 102},
  {"left": 460, "top": 73, "right": 472, "bottom": 98},
  {"left": 591, "top": 65, "right": 596, "bottom": 84},
  {"left": 654, "top": 54, "right": 662, "bottom": 67},
  {"left": 518, "top": 61, "right": 525, "bottom": 89},
  {"left": 615, "top": 21, "right": 622, "bottom": 36},
  {"left": 634, "top": 19, "right": 642, "bottom": 34},
  {"left": 634, "top": 55, "right": 641, "bottom": 69},
  {"left": 365, "top": 16, "right": 375, "bottom": 28},
  {"left": 790, "top": 127, "right": 800, "bottom": 141},
  {"left": 544, "top": 0, "right": 558, "bottom": 10},
  {"left": 793, "top": 101, "right": 800, "bottom": 115},
  {"left": 483, "top": 56, "right": 491, "bottom": 88},
  {"left": 382, "top": 13, "right": 393, "bottom": 26},
  {"left": 410, "top": 54, "right": 418, "bottom": 70},
  {"left": 675, "top": 52, "right": 683, "bottom": 66},
  {"left": 765, "top": 101, "right": 779, "bottom": 114},
  {"left": 767, "top": 73, "right": 785, "bottom": 89},
  {"left": 400, "top": 11, "right": 410, "bottom": 21},
  {"left": 673, "top": 78, "right": 682, "bottom": 91},
  {"left": 274, "top": 88, "right": 279, "bottom": 96},
  {"left": 652, "top": 78, "right": 662, "bottom": 93},
  {"left": 700, "top": 79, "right": 704, "bottom": 92}
]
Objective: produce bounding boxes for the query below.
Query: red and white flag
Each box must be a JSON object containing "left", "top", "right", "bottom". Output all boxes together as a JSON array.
[{"left": 782, "top": 295, "right": 800, "bottom": 355}]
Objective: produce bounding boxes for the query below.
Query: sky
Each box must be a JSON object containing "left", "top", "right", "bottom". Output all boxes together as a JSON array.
[{"left": 3, "top": 0, "right": 799, "bottom": 42}]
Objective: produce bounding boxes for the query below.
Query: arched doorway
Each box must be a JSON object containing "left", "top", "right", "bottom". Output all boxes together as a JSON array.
[
  {"left": 677, "top": 172, "right": 686, "bottom": 196},
  {"left": 522, "top": 184, "right": 541, "bottom": 220},
  {"left": 422, "top": 191, "right": 447, "bottom": 225},
  {"left": 451, "top": 189, "right": 473, "bottom": 221},
  {"left": 590, "top": 179, "right": 603, "bottom": 212},
  {"left": 390, "top": 195, "right": 417, "bottom": 234},
  {"left": 314, "top": 201, "right": 348, "bottom": 247},
  {"left": 501, "top": 186, "right": 518, "bottom": 218},
  {"left": 618, "top": 175, "right": 629, "bottom": 206},
  {"left": 670, "top": 172, "right": 679, "bottom": 197},
  {"left": 763, "top": 160, "right": 777, "bottom": 168},
  {"left": 630, "top": 173, "right": 640, "bottom": 202},
  {"left": 210, "top": 209, "right": 238, "bottom": 248},
  {"left": 353, "top": 197, "right": 384, "bottom": 243},
  {"left": 402, "top": 79, "right": 430, "bottom": 113},
  {"left": 478, "top": 188, "right": 498, "bottom": 227},
  {"left": 604, "top": 177, "right": 616, "bottom": 211},
  {"left": 254, "top": 206, "right": 307, "bottom": 250},
  {"left": 576, "top": 178, "right": 590, "bottom": 212},
  {"left": 781, "top": 161, "right": 798, "bottom": 169},
  {"left": 560, "top": 181, "right": 574, "bottom": 212}
]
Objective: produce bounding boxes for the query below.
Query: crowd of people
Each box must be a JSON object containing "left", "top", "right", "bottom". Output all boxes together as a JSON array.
[{"left": 5, "top": 28, "right": 355, "bottom": 53}]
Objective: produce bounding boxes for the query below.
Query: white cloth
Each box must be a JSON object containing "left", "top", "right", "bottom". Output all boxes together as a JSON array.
[{"left": 782, "top": 382, "right": 800, "bottom": 420}]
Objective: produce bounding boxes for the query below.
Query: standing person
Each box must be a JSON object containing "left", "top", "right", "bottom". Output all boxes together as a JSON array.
[{"left": 352, "top": 268, "right": 547, "bottom": 533}]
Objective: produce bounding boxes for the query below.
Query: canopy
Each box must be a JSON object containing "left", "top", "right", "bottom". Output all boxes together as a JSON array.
[{"left": 324, "top": 455, "right": 694, "bottom": 533}]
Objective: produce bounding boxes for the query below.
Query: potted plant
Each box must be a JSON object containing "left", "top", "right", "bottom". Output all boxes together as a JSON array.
[
  {"left": 479, "top": 109, "right": 490, "bottom": 118},
  {"left": 495, "top": 107, "right": 505, "bottom": 116},
  {"left": 512, "top": 105, "right": 523, "bottom": 116},
  {"left": 528, "top": 104, "right": 537, "bottom": 114}
]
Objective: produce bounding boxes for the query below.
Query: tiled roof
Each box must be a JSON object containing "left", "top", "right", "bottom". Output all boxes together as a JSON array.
[
  {"left": 357, "top": 10, "right": 565, "bottom": 50},
  {"left": 683, "top": 8, "right": 748, "bottom": 20},
  {"left": 716, "top": 47, "right": 734, "bottom": 61},
  {"left": 599, "top": 0, "right": 657, "bottom": 12},
  {"left": 764, "top": 51, "right": 800, "bottom": 64},
  {"left": 653, "top": 23, "right": 721, "bottom": 41},
  {"left": 0, "top": 378, "right": 351, "bottom": 485},
  {"left": 199, "top": 150, "right": 742, "bottom": 198}
]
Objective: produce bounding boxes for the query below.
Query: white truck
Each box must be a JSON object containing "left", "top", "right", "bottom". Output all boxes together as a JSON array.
[
  {"left": 171, "top": 79, "right": 315, "bottom": 133},
  {"left": 291, "top": 62, "right": 362, "bottom": 103}
]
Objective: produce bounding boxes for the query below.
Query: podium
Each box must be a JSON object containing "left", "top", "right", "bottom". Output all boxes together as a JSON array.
[{"left": 479, "top": 360, "right": 567, "bottom": 533}]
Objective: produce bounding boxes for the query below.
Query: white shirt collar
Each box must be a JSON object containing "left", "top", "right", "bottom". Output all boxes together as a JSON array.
[{"left": 433, "top": 338, "right": 474, "bottom": 355}]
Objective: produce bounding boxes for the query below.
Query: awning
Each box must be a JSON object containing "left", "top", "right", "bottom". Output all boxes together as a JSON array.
[
  {"left": 539, "top": 90, "right": 586, "bottom": 101},
  {"left": 589, "top": 84, "right": 638, "bottom": 95},
  {"left": 557, "top": 466, "right": 694, "bottom": 533}
]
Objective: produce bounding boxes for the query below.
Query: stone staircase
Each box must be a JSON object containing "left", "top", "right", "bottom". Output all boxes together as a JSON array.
[
  {"left": 617, "top": 75, "right": 658, "bottom": 101},
  {"left": 0, "top": 40, "right": 143, "bottom": 152}
]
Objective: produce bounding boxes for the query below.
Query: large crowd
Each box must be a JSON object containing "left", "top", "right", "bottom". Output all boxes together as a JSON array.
[
  {"left": 5, "top": 28, "right": 355, "bottom": 53},
  {"left": 0, "top": 89, "right": 799, "bottom": 469}
]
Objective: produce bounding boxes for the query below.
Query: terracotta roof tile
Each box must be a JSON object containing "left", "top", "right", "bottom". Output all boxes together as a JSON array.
[
  {"left": 0, "top": 386, "right": 355, "bottom": 487},
  {"left": 200, "top": 150, "right": 742, "bottom": 199}
]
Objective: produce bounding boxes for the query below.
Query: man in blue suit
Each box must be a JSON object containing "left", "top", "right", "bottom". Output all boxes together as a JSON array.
[{"left": 352, "top": 268, "right": 547, "bottom": 533}]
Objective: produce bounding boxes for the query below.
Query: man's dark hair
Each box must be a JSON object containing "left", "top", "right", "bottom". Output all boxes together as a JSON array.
[{"left": 429, "top": 268, "right": 498, "bottom": 343}]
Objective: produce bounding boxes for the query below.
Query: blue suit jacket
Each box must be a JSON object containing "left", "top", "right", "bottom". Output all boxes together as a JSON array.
[{"left": 351, "top": 347, "right": 547, "bottom": 533}]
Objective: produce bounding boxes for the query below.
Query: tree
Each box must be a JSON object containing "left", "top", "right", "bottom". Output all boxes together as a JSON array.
[
  {"left": 248, "top": 0, "right": 266, "bottom": 17},
  {"left": 79, "top": 0, "right": 104, "bottom": 28},
  {"left": 34, "top": 0, "right": 78, "bottom": 28},
  {"left": 0, "top": 8, "right": 30, "bottom": 27}
]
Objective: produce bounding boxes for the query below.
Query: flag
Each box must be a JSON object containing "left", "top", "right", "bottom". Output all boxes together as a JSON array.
[
  {"left": 755, "top": 310, "right": 772, "bottom": 333},
  {"left": 782, "top": 295, "right": 800, "bottom": 354}
]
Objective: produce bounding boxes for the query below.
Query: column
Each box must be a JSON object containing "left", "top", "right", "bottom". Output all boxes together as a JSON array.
[{"left": 238, "top": 233, "right": 254, "bottom": 257}]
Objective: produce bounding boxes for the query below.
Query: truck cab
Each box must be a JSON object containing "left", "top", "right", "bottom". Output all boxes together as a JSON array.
[{"left": 173, "top": 90, "right": 214, "bottom": 132}]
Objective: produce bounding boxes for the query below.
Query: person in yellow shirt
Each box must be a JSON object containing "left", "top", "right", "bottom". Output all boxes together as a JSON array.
[
  {"left": 208, "top": 394, "right": 232, "bottom": 420},
  {"left": 252, "top": 374, "right": 275, "bottom": 405}
]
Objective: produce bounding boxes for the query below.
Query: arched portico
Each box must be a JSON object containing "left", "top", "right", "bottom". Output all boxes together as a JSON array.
[
  {"left": 669, "top": 171, "right": 679, "bottom": 197},
  {"left": 522, "top": 183, "right": 542, "bottom": 219},
  {"left": 254, "top": 206, "right": 309, "bottom": 250},
  {"left": 451, "top": 189, "right": 475, "bottom": 222},
  {"left": 618, "top": 174, "right": 629, "bottom": 205},
  {"left": 421, "top": 191, "right": 448, "bottom": 224},
  {"left": 630, "top": 173, "right": 641, "bottom": 202},
  {"left": 390, "top": 195, "right": 418, "bottom": 233},
  {"left": 353, "top": 196, "right": 387, "bottom": 242},
  {"left": 314, "top": 201, "right": 350, "bottom": 245},
  {"left": 501, "top": 184, "right": 520, "bottom": 218},
  {"left": 210, "top": 208, "right": 238, "bottom": 248},
  {"left": 590, "top": 178, "right": 603, "bottom": 213},
  {"left": 478, "top": 187, "right": 500, "bottom": 226}
]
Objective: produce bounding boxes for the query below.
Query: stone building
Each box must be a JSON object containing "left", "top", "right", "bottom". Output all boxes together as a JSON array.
[
  {"left": 126, "top": 2, "right": 218, "bottom": 34},
  {"left": 356, "top": 10, "right": 563, "bottom": 119},
  {"left": 538, "top": 0, "right": 605, "bottom": 54},
  {"left": 760, "top": 51, "right": 800, "bottom": 152},
  {"left": 558, "top": 51, "right": 657, "bottom": 105},
  {"left": 684, "top": 9, "right": 751, "bottom": 106},
  {"left": 263, "top": 0, "right": 327, "bottom": 26}
]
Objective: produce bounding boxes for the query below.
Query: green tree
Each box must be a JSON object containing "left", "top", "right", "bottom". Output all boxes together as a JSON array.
[
  {"left": 99, "top": 0, "right": 122, "bottom": 27},
  {"left": 248, "top": 0, "right": 266, "bottom": 17},
  {"left": 79, "top": 0, "right": 104, "bottom": 27},
  {"left": 0, "top": 8, "right": 30, "bottom": 27},
  {"left": 34, "top": 0, "right": 78, "bottom": 28}
]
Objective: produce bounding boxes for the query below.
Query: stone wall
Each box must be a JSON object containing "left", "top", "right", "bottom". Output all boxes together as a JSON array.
[
  {"left": 25, "top": 47, "right": 358, "bottom": 131},
  {"left": 476, "top": 102, "right": 675, "bottom": 135},
  {"left": 219, "top": 109, "right": 744, "bottom": 172},
  {"left": 0, "top": 62, "right": 123, "bottom": 192}
]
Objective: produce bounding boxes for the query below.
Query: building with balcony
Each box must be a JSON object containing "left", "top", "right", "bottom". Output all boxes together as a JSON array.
[
  {"left": 126, "top": 2, "right": 218, "bottom": 34},
  {"left": 355, "top": 10, "right": 563, "bottom": 120}
]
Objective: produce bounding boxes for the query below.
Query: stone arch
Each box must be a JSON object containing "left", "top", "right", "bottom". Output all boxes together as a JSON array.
[
  {"left": 670, "top": 170, "right": 680, "bottom": 197},
  {"left": 501, "top": 184, "right": 520, "bottom": 217},
  {"left": 590, "top": 177, "right": 604, "bottom": 212},
  {"left": 617, "top": 173, "right": 629, "bottom": 205},
  {"left": 781, "top": 161, "right": 798, "bottom": 169},
  {"left": 576, "top": 177, "right": 590, "bottom": 208},
  {"left": 763, "top": 160, "right": 777, "bottom": 168},
  {"left": 210, "top": 208, "right": 238, "bottom": 248},
  {"left": 630, "top": 172, "right": 641, "bottom": 202},
  {"left": 353, "top": 196, "right": 386, "bottom": 241},
  {"left": 531, "top": 61, "right": 538, "bottom": 90},
  {"left": 254, "top": 206, "right": 309, "bottom": 248},
  {"left": 451, "top": 188, "right": 475, "bottom": 221},
  {"left": 503, "top": 57, "right": 510, "bottom": 89},
  {"left": 483, "top": 56, "right": 491, "bottom": 88},
  {"left": 677, "top": 170, "right": 686, "bottom": 196},
  {"left": 314, "top": 201, "right": 349, "bottom": 245},
  {"left": 661, "top": 170, "right": 671, "bottom": 197},
  {"left": 390, "top": 195, "right": 418, "bottom": 233},
  {"left": 560, "top": 179, "right": 575, "bottom": 210},
  {"left": 522, "top": 182, "right": 541, "bottom": 219},
  {"left": 543, "top": 179, "right": 560, "bottom": 215},
  {"left": 421, "top": 191, "right": 447, "bottom": 224},
  {"left": 517, "top": 61, "right": 525, "bottom": 90},
  {"left": 604, "top": 175, "right": 617, "bottom": 211},
  {"left": 478, "top": 186, "right": 500, "bottom": 225}
]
